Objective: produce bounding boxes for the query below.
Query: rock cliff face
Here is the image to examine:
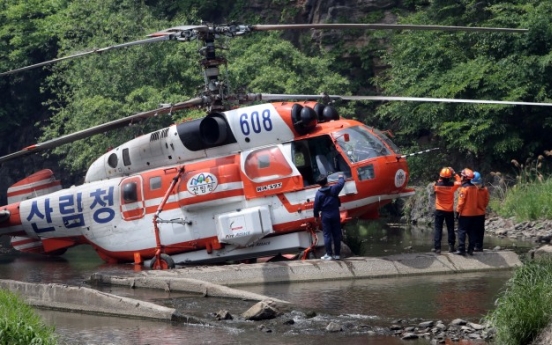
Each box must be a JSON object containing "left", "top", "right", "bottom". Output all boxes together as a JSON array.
[{"left": 302, "top": 0, "right": 399, "bottom": 23}]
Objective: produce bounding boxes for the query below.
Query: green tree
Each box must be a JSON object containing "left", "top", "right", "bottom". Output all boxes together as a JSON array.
[
  {"left": 376, "top": 0, "right": 552, "bottom": 177},
  {"left": 0, "top": 0, "right": 62, "bottom": 143},
  {"left": 41, "top": 1, "right": 202, "bottom": 173}
]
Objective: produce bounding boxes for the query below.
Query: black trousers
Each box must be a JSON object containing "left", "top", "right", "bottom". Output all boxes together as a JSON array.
[
  {"left": 434, "top": 210, "right": 455, "bottom": 250},
  {"left": 474, "top": 215, "right": 485, "bottom": 249},
  {"left": 457, "top": 216, "right": 477, "bottom": 253}
]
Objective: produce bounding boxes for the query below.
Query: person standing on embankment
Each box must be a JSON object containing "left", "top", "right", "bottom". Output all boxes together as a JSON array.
[{"left": 432, "top": 167, "right": 461, "bottom": 254}]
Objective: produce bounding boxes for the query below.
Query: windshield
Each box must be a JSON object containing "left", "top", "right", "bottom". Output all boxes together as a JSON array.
[{"left": 334, "top": 126, "right": 393, "bottom": 163}]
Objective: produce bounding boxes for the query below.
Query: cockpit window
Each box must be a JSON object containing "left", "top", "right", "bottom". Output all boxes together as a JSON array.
[
  {"left": 334, "top": 126, "right": 391, "bottom": 163},
  {"left": 372, "top": 128, "right": 401, "bottom": 154}
]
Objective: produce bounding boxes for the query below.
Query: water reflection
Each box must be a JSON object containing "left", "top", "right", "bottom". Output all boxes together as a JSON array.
[
  {"left": 239, "top": 271, "right": 511, "bottom": 324},
  {"left": 345, "top": 219, "right": 533, "bottom": 257},
  {"left": 0, "top": 244, "right": 135, "bottom": 286}
]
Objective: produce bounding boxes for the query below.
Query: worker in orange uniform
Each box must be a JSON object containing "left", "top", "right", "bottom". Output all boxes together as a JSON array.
[
  {"left": 432, "top": 167, "right": 461, "bottom": 254},
  {"left": 472, "top": 171, "right": 489, "bottom": 251},
  {"left": 455, "top": 168, "right": 479, "bottom": 255}
]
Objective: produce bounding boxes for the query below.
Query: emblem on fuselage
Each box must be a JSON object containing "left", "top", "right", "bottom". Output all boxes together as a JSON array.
[
  {"left": 394, "top": 169, "right": 406, "bottom": 188},
  {"left": 187, "top": 172, "right": 218, "bottom": 195}
]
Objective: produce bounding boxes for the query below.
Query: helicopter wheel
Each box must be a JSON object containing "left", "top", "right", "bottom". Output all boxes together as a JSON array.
[{"left": 150, "top": 253, "right": 175, "bottom": 270}]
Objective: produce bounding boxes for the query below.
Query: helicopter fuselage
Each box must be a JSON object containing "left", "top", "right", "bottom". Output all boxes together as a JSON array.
[{"left": 0, "top": 101, "right": 413, "bottom": 265}]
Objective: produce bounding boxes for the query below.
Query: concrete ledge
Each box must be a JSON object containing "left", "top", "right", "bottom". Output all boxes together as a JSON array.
[
  {"left": 93, "top": 250, "right": 522, "bottom": 288},
  {"left": 89, "top": 276, "right": 289, "bottom": 304},
  {"left": 0, "top": 280, "right": 181, "bottom": 321}
]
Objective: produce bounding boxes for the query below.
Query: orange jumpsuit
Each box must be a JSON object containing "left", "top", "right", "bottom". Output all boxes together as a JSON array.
[
  {"left": 456, "top": 181, "right": 479, "bottom": 254},
  {"left": 474, "top": 185, "right": 490, "bottom": 250},
  {"left": 433, "top": 175, "right": 460, "bottom": 251}
]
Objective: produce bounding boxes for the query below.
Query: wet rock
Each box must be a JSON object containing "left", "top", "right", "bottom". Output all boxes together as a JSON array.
[
  {"left": 390, "top": 324, "right": 402, "bottom": 330},
  {"left": 214, "top": 309, "right": 233, "bottom": 320},
  {"left": 283, "top": 319, "right": 295, "bottom": 325},
  {"left": 326, "top": 322, "right": 342, "bottom": 332},
  {"left": 461, "top": 325, "right": 474, "bottom": 333},
  {"left": 419, "top": 320, "right": 434, "bottom": 328},
  {"left": 401, "top": 332, "right": 418, "bottom": 340},
  {"left": 468, "top": 322, "right": 485, "bottom": 330},
  {"left": 450, "top": 318, "right": 467, "bottom": 326},
  {"left": 468, "top": 332, "right": 482, "bottom": 339},
  {"left": 435, "top": 321, "right": 447, "bottom": 331},
  {"left": 304, "top": 310, "right": 317, "bottom": 318},
  {"left": 258, "top": 324, "right": 272, "bottom": 333},
  {"left": 242, "top": 300, "right": 280, "bottom": 321}
]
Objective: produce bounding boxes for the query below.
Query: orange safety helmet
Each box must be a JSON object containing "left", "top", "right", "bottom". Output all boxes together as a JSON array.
[
  {"left": 461, "top": 168, "right": 475, "bottom": 180},
  {"left": 439, "top": 167, "right": 454, "bottom": 178}
]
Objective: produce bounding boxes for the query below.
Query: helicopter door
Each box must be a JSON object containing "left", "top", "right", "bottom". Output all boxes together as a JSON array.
[
  {"left": 119, "top": 176, "right": 145, "bottom": 220},
  {"left": 241, "top": 145, "right": 302, "bottom": 199}
]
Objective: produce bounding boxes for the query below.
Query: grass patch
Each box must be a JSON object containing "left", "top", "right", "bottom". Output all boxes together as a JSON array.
[
  {"left": 485, "top": 257, "right": 552, "bottom": 345},
  {"left": 0, "top": 289, "right": 58, "bottom": 345},
  {"left": 492, "top": 178, "right": 552, "bottom": 221}
]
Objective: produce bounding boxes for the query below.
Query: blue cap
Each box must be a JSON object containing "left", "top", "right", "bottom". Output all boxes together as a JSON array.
[{"left": 472, "top": 171, "right": 482, "bottom": 185}]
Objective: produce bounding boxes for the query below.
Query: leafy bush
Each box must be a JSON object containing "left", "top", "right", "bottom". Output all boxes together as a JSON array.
[{"left": 0, "top": 289, "right": 57, "bottom": 345}]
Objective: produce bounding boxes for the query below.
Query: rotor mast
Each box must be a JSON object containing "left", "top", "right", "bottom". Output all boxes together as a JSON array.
[{"left": 198, "top": 29, "right": 227, "bottom": 112}]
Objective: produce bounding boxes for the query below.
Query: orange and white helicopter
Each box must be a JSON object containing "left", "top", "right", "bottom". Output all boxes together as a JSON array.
[{"left": 0, "top": 22, "right": 542, "bottom": 269}]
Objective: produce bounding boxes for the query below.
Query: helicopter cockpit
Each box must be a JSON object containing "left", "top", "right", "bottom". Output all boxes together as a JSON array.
[
  {"left": 334, "top": 126, "right": 400, "bottom": 163},
  {"left": 291, "top": 125, "right": 399, "bottom": 187}
]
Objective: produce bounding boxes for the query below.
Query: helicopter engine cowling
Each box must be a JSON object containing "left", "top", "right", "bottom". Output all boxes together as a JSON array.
[
  {"left": 199, "top": 113, "right": 229, "bottom": 146},
  {"left": 84, "top": 102, "right": 327, "bottom": 182}
]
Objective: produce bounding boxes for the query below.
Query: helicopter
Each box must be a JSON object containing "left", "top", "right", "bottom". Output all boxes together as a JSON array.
[{"left": 0, "top": 22, "right": 546, "bottom": 269}]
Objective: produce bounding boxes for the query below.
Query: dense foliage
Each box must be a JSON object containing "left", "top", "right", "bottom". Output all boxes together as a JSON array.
[
  {"left": 0, "top": 289, "right": 58, "bottom": 345},
  {"left": 377, "top": 0, "right": 552, "bottom": 179},
  {"left": 2, "top": 0, "right": 552, "bottom": 182}
]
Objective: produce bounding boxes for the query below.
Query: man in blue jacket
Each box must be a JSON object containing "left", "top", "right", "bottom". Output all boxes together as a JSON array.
[{"left": 313, "top": 174, "right": 345, "bottom": 260}]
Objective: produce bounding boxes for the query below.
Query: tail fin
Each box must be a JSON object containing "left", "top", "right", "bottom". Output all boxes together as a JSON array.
[
  {"left": 7, "top": 169, "right": 61, "bottom": 204},
  {"left": 10, "top": 236, "right": 74, "bottom": 256}
]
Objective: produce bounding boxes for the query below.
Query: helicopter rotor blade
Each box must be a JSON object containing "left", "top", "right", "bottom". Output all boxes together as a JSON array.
[
  {"left": 0, "top": 35, "right": 172, "bottom": 77},
  {"left": 1, "top": 22, "right": 527, "bottom": 77},
  {"left": 0, "top": 97, "right": 207, "bottom": 164},
  {"left": 249, "top": 23, "right": 528, "bottom": 33},
  {"left": 258, "top": 94, "right": 552, "bottom": 107}
]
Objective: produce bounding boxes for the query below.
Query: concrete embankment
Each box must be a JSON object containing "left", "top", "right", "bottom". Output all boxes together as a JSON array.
[
  {"left": 92, "top": 250, "right": 522, "bottom": 288},
  {"left": 0, "top": 279, "right": 182, "bottom": 321}
]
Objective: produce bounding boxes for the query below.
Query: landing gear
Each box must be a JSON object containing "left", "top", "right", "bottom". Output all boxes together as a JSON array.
[{"left": 150, "top": 253, "right": 175, "bottom": 270}]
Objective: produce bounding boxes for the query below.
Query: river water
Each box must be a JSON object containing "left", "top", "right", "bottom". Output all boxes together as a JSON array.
[{"left": 0, "top": 221, "right": 535, "bottom": 345}]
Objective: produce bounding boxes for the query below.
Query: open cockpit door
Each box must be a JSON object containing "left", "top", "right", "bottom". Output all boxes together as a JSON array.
[
  {"left": 119, "top": 176, "right": 145, "bottom": 220},
  {"left": 241, "top": 144, "right": 303, "bottom": 199},
  {"left": 292, "top": 136, "right": 353, "bottom": 187}
]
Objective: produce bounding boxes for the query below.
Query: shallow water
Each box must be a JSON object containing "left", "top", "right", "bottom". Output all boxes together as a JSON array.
[{"left": 0, "top": 221, "right": 535, "bottom": 345}]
